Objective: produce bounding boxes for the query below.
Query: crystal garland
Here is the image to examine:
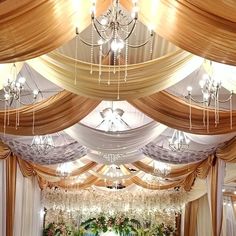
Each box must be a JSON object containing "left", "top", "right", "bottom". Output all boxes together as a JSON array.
[{"left": 42, "top": 188, "right": 187, "bottom": 228}]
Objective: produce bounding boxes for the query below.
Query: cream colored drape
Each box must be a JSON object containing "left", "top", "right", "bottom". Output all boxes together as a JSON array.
[
  {"left": 14, "top": 168, "right": 42, "bottom": 236},
  {"left": 27, "top": 50, "right": 202, "bottom": 100},
  {"left": 120, "top": 0, "right": 236, "bottom": 65}
]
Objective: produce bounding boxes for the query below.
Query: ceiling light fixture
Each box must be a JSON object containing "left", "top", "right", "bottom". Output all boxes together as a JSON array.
[
  {"left": 1, "top": 63, "right": 39, "bottom": 133},
  {"left": 31, "top": 135, "right": 54, "bottom": 155},
  {"left": 169, "top": 130, "right": 190, "bottom": 152},
  {"left": 186, "top": 61, "right": 233, "bottom": 132},
  {"left": 76, "top": 0, "right": 154, "bottom": 99}
]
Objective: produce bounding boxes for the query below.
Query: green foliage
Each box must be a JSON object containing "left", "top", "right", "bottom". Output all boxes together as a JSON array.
[{"left": 44, "top": 216, "right": 175, "bottom": 236}]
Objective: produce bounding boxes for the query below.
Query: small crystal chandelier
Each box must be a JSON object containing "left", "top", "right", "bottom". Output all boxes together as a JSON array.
[
  {"left": 105, "top": 165, "right": 125, "bottom": 189},
  {"left": 1, "top": 63, "right": 39, "bottom": 133},
  {"left": 31, "top": 135, "right": 54, "bottom": 155},
  {"left": 169, "top": 130, "right": 190, "bottom": 152},
  {"left": 56, "top": 162, "right": 73, "bottom": 177},
  {"left": 153, "top": 161, "right": 171, "bottom": 178},
  {"left": 96, "top": 103, "right": 130, "bottom": 132},
  {"left": 186, "top": 62, "right": 233, "bottom": 132},
  {"left": 76, "top": 0, "right": 154, "bottom": 98}
]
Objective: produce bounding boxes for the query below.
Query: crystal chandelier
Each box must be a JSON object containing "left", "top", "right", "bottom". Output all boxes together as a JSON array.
[
  {"left": 56, "top": 162, "right": 74, "bottom": 177},
  {"left": 186, "top": 62, "right": 233, "bottom": 132},
  {"left": 104, "top": 165, "right": 125, "bottom": 189},
  {"left": 31, "top": 135, "right": 54, "bottom": 155},
  {"left": 96, "top": 103, "right": 130, "bottom": 132},
  {"left": 76, "top": 0, "right": 154, "bottom": 98},
  {"left": 153, "top": 161, "right": 171, "bottom": 178},
  {"left": 1, "top": 64, "right": 39, "bottom": 132},
  {"left": 169, "top": 130, "right": 190, "bottom": 152}
]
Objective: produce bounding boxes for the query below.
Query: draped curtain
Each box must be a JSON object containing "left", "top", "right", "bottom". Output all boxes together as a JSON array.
[
  {"left": 14, "top": 167, "right": 42, "bottom": 236},
  {"left": 0, "top": 160, "right": 6, "bottom": 236}
]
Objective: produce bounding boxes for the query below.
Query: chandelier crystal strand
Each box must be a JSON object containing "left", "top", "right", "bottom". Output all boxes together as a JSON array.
[
  {"left": 117, "top": 49, "right": 121, "bottom": 100},
  {"left": 99, "top": 43, "right": 102, "bottom": 83},
  {"left": 230, "top": 92, "right": 233, "bottom": 129},
  {"left": 187, "top": 86, "right": 192, "bottom": 130},
  {"left": 74, "top": 34, "right": 78, "bottom": 85},
  {"left": 124, "top": 26, "right": 128, "bottom": 82},
  {"left": 90, "top": 24, "right": 94, "bottom": 74}
]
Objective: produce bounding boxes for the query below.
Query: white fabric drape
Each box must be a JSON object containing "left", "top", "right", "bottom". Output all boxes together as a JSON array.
[
  {"left": 196, "top": 194, "right": 212, "bottom": 236},
  {"left": 14, "top": 166, "right": 42, "bottom": 236},
  {"left": 185, "top": 132, "right": 236, "bottom": 145},
  {"left": 86, "top": 150, "right": 146, "bottom": 165},
  {"left": 65, "top": 122, "right": 167, "bottom": 154},
  {"left": 0, "top": 160, "right": 6, "bottom": 236},
  {"left": 221, "top": 198, "right": 236, "bottom": 236}
]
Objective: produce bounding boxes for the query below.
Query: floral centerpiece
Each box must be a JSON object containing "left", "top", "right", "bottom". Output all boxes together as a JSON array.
[{"left": 43, "top": 222, "right": 72, "bottom": 236}]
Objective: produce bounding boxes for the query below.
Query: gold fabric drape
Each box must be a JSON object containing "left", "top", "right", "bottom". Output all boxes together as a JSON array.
[
  {"left": 0, "top": 91, "right": 100, "bottom": 135},
  {"left": 130, "top": 91, "right": 236, "bottom": 134},
  {"left": 120, "top": 0, "right": 236, "bottom": 65},
  {"left": 27, "top": 50, "right": 202, "bottom": 100},
  {"left": 0, "top": 0, "right": 111, "bottom": 62},
  {"left": 207, "top": 156, "right": 225, "bottom": 236},
  {"left": 184, "top": 199, "right": 199, "bottom": 236},
  {"left": 216, "top": 137, "right": 236, "bottom": 163}
]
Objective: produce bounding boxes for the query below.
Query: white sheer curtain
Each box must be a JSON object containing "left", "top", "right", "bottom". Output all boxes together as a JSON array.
[
  {"left": 14, "top": 166, "right": 43, "bottom": 236},
  {"left": 221, "top": 198, "right": 236, "bottom": 236},
  {"left": 0, "top": 160, "right": 6, "bottom": 236},
  {"left": 196, "top": 194, "right": 212, "bottom": 236}
]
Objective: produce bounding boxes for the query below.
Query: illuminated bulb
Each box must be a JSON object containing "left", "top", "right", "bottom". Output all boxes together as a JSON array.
[
  {"left": 18, "top": 77, "right": 26, "bottom": 84},
  {"left": 228, "top": 203, "right": 231, "bottom": 206},
  {"left": 187, "top": 86, "right": 192, "bottom": 92},
  {"left": 202, "top": 73, "right": 209, "bottom": 81},
  {"left": 4, "top": 93, "right": 10, "bottom": 100},
  {"left": 199, "top": 79, "right": 205, "bottom": 88},
  {"left": 223, "top": 202, "right": 226, "bottom": 206},
  {"left": 97, "top": 39, "right": 103, "bottom": 45},
  {"left": 100, "top": 18, "right": 108, "bottom": 26},
  {"left": 203, "top": 92, "right": 210, "bottom": 100},
  {"left": 15, "top": 82, "right": 20, "bottom": 88},
  {"left": 33, "top": 89, "right": 39, "bottom": 96},
  {"left": 222, "top": 189, "right": 226, "bottom": 192},
  {"left": 111, "top": 39, "right": 124, "bottom": 51},
  {"left": 234, "top": 191, "right": 236, "bottom": 195}
]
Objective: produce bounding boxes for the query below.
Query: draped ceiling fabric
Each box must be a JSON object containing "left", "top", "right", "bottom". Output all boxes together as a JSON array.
[
  {"left": 0, "top": 0, "right": 111, "bottom": 62},
  {"left": 27, "top": 50, "right": 203, "bottom": 100},
  {"left": 130, "top": 91, "right": 236, "bottom": 135},
  {"left": 0, "top": 91, "right": 100, "bottom": 136},
  {"left": 1, "top": 138, "right": 87, "bottom": 165},
  {"left": 120, "top": 0, "right": 236, "bottom": 66},
  {"left": 65, "top": 122, "right": 167, "bottom": 153}
]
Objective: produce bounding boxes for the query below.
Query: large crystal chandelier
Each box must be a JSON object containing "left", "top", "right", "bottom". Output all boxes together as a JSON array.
[
  {"left": 186, "top": 62, "right": 233, "bottom": 132},
  {"left": 31, "top": 135, "right": 54, "bottom": 155},
  {"left": 169, "top": 130, "right": 190, "bottom": 152},
  {"left": 1, "top": 63, "right": 39, "bottom": 132},
  {"left": 76, "top": 0, "right": 154, "bottom": 95}
]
